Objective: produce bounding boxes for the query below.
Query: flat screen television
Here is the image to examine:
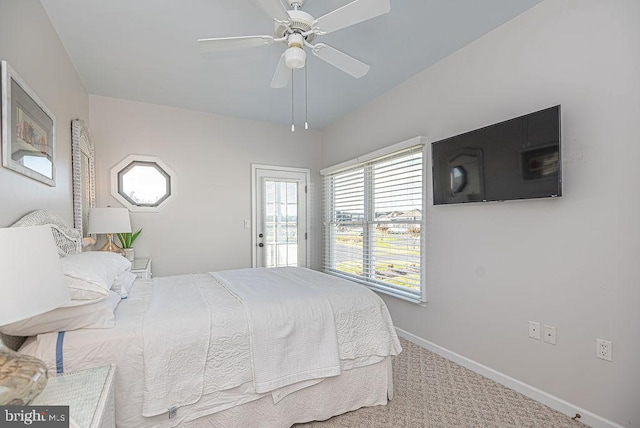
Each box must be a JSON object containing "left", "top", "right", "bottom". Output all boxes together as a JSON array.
[{"left": 432, "top": 105, "right": 561, "bottom": 205}]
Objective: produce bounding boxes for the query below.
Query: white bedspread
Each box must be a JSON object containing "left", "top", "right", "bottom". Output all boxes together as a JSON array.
[
  {"left": 142, "top": 267, "right": 401, "bottom": 418},
  {"left": 24, "top": 268, "right": 402, "bottom": 426},
  {"left": 142, "top": 275, "right": 212, "bottom": 417},
  {"left": 212, "top": 268, "right": 341, "bottom": 393}
]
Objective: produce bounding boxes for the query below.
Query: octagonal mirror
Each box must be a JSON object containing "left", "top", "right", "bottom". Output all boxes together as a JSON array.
[{"left": 111, "top": 155, "right": 176, "bottom": 212}]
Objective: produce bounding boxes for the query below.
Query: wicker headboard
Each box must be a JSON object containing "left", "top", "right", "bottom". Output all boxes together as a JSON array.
[
  {"left": 1, "top": 210, "right": 81, "bottom": 351},
  {"left": 10, "top": 210, "right": 82, "bottom": 256}
]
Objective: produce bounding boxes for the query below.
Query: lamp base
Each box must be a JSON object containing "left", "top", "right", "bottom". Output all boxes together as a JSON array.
[
  {"left": 98, "top": 233, "right": 125, "bottom": 255},
  {"left": 0, "top": 339, "right": 48, "bottom": 405}
]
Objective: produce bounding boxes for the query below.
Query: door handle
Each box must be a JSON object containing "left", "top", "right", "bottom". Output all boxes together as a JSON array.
[
  {"left": 258, "top": 243, "right": 264, "bottom": 247},
  {"left": 259, "top": 233, "right": 264, "bottom": 238}
]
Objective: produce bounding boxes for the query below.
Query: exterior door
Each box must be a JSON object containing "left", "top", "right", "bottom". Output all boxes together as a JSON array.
[{"left": 252, "top": 165, "right": 309, "bottom": 268}]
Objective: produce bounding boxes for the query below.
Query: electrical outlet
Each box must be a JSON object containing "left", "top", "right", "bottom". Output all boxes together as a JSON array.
[
  {"left": 543, "top": 325, "right": 556, "bottom": 345},
  {"left": 528, "top": 321, "right": 541, "bottom": 340},
  {"left": 596, "top": 339, "right": 612, "bottom": 361}
]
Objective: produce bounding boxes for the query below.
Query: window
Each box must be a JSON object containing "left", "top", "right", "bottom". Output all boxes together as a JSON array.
[
  {"left": 322, "top": 140, "right": 425, "bottom": 303},
  {"left": 110, "top": 155, "right": 176, "bottom": 212}
]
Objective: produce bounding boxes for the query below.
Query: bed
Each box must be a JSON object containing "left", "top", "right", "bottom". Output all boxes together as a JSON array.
[{"left": 2, "top": 210, "right": 402, "bottom": 428}]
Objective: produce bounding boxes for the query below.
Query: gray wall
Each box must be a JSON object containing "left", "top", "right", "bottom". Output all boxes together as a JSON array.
[
  {"left": 0, "top": 0, "right": 88, "bottom": 226},
  {"left": 89, "top": 95, "right": 322, "bottom": 277},
  {"left": 321, "top": 0, "right": 639, "bottom": 425}
]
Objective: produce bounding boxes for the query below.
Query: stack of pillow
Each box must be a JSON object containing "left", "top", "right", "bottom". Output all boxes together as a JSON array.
[{"left": 0, "top": 252, "right": 138, "bottom": 337}]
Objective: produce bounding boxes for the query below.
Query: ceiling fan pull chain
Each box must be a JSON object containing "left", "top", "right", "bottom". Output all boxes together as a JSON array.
[
  {"left": 291, "top": 69, "right": 295, "bottom": 132},
  {"left": 304, "top": 64, "right": 309, "bottom": 130}
]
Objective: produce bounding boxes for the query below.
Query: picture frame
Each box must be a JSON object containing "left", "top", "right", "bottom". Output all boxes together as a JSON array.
[{"left": 1, "top": 60, "right": 56, "bottom": 186}]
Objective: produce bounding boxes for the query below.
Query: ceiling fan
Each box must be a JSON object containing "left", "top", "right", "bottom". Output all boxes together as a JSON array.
[{"left": 197, "top": 0, "right": 391, "bottom": 88}]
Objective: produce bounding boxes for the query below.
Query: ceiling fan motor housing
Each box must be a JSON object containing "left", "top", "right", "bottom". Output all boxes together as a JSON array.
[{"left": 274, "top": 10, "right": 317, "bottom": 43}]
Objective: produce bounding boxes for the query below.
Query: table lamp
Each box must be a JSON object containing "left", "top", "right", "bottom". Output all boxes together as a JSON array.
[
  {"left": 88, "top": 207, "right": 131, "bottom": 255},
  {"left": 0, "top": 226, "right": 70, "bottom": 405}
]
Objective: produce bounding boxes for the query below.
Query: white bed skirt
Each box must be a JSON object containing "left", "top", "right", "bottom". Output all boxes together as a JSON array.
[{"left": 177, "top": 356, "right": 393, "bottom": 428}]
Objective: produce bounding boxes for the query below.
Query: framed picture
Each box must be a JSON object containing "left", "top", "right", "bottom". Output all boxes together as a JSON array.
[{"left": 1, "top": 60, "right": 56, "bottom": 186}]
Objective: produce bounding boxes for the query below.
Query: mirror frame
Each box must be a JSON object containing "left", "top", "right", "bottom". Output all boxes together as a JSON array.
[{"left": 71, "top": 119, "right": 96, "bottom": 238}]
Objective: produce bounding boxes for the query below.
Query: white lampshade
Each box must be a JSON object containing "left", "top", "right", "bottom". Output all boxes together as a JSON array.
[
  {"left": 88, "top": 207, "right": 132, "bottom": 234},
  {"left": 0, "top": 226, "right": 70, "bottom": 326}
]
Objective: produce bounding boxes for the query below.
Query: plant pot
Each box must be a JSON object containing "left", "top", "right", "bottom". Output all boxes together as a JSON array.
[{"left": 123, "top": 248, "right": 135, "bottom": 262}]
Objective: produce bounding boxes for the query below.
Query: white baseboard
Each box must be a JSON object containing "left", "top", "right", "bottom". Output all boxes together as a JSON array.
[{"left": 395, "top": 327, "right": 624, "bottom": 428}]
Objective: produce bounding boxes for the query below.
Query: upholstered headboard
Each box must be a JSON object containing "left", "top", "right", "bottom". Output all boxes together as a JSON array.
[{"left": 1, "top": 210, "right": 82, "bottom": 350}]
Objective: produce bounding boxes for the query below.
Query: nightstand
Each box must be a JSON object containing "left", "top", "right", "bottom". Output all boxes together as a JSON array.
[
  {"left": 31, "top": 365, "right": 115, "bottom": 428},
  {"left": 131, "top": 257, "right": 152, "bottom": 279}
]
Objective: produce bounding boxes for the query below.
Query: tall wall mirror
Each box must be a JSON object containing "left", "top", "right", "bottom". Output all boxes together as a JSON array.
[{"left": 71, "top": 119, "right": 96, "bottom": 242}]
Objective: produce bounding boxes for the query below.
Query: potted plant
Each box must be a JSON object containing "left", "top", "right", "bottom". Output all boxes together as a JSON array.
[{"left": 117, "top": 228, "right": 142, "bottom": 261}]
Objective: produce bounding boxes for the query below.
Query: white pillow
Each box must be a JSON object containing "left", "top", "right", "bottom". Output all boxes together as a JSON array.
[
  {"left": 111, "top": 271, "right": 137, "bottom": 298},
  {"left": 0, "top": 291, "right": 121, "bottom": 336},
  {"left": 61, "top": 252, "right": 131, "bottom": 300}
]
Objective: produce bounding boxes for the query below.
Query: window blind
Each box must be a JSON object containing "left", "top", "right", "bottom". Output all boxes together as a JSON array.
[{"left": 322, "top": 144, "right": 425, "bottom": 302}]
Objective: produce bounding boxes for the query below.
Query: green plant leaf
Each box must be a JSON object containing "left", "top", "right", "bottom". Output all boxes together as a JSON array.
[
  {"left": 116, "top": 228, "right": 142, "bottom": 248},
  {"left": 129, "top": 228, "right": 142, "bottom": 246},
  {"left": 116, "top": 232, "right": 127, "bottom": 247}
]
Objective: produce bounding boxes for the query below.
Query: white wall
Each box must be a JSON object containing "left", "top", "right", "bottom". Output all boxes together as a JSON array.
[
  {"left": 90, "top": 95, "right": 322, "bottom": 277},
  {"left": 321, "top": 0, "right": 639, "bottom": 426},
  {"left": 0, "top": 0, "right": 89, "bottom": 226}
]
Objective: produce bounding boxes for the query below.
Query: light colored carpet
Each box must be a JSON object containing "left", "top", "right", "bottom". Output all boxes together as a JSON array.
[{"left": 296, "top": 338, "right": 587, "bottom": 428}]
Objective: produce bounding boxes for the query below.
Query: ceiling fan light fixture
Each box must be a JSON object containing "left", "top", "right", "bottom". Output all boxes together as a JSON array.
[{"left": 284, "top": 47, "right": 306, "bottom": 69}]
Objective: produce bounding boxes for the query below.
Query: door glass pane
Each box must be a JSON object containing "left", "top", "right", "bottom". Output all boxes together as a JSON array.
[{"left": 264, "top": 180, "right": 299, "bottom": 268}]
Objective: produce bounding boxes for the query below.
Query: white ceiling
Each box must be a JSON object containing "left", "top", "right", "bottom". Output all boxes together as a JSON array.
[{"left": 41, "top": 0, "right": 542, "bottom": 130}]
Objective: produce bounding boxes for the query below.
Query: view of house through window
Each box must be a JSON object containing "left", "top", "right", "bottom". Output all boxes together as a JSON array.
[{"left": 322, "top": 144, "right": 425, "bottom": 302}]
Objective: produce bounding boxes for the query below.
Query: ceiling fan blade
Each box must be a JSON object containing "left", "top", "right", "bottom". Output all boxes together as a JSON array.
[
  {"left": 253, "top": 0, "right": 291, "bottom": 22},
  {"left": 270, "top": 53, "right": 292, "bottom": 88},
  {"left": 312, "top": 44, "right": 370, "bottom": 79},
  {"left": 314, "top": 0, "right": 390, "bottom": 34},
  {"left": 197, "top": 35, "right": 274, "bottom": 53}
]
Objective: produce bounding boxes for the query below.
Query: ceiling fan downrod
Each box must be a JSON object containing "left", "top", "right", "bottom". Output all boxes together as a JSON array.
[{"left": 287, "top": 0, "right": 305, "bottom": 10}]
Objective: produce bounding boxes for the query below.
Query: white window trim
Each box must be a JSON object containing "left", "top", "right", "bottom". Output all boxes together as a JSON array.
[
  {"left": 320, "top": 136, "right": 427, "bottom": 176},
  {"left": 321, "top": 136, "right": 427, "bottom": 304}
]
